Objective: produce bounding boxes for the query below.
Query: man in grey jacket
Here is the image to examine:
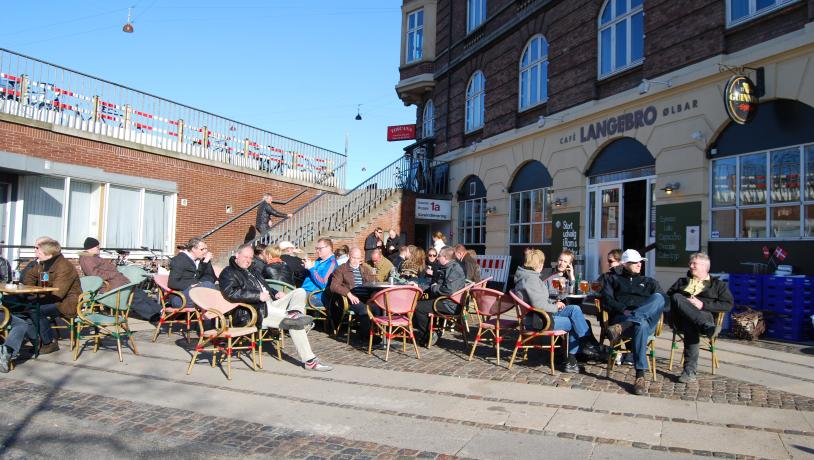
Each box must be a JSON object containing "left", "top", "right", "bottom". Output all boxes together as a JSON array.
[
  {"left": 513, "top": 249, "right": 600, "bottom": 372},
  {"left": 412, "top": 247, "right": 466, "bottom": 346}
]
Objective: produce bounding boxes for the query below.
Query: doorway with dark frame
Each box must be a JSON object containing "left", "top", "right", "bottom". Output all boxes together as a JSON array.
[{"left": 623, "top": 180, "right": 647, "bottom": 272}]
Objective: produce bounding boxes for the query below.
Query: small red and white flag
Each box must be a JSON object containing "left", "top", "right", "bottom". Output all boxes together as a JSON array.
[
  {"left": 773, "top": 245, "right": 788, "bottom": 262},
  {"left": 762, "top": 246, "right": 770, "bottom": 260}
]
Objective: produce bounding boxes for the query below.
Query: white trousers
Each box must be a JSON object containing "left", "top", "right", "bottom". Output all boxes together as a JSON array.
[{"left": 261, "top": 288, "right": 315, "bottom": 362}]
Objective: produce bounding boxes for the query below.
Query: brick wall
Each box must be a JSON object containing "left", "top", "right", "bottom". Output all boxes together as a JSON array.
[
  {"left": 0, "top": 119, "right": 323, "bottom": 258},
  {"left": 420, "top": 0, "right": 813, "bottom": 156}
]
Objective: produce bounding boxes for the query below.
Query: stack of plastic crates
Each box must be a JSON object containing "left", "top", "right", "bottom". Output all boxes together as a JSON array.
[
  {"left": 762, "top": 276, "right": 814, "bottom": 341},
  {"left": 726, "top": 274, "right": 764, "bottom": 332}
]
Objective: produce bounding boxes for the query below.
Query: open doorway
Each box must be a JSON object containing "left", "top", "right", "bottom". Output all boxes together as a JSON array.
[{"left": 623, "top": 180, "right": 647, "bottom": 252}]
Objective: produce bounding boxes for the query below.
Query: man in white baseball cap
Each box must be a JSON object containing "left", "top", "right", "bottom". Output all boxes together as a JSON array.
[{"left": 601, "top": 248, "right": 666, "bottom": 396}]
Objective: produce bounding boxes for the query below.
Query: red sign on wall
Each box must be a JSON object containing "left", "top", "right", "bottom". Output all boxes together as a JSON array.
[{"left": 387, "top": 124, "right": 416, "bottom": 141}]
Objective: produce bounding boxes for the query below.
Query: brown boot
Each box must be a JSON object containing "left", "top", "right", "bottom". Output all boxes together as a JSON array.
[
  {"left": 634, "top": 376, "right": 647, "bottom": 395},
  {"left": 39, "top": 341, "right": 60, "bottom": 354}
]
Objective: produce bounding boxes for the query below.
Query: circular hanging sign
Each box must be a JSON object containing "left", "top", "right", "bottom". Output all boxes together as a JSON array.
[{"left": 723, "top": 75, "right": 758, "bottom": 125}]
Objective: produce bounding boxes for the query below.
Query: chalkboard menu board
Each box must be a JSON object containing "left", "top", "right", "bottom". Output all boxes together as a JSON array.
[
  {"left": 655, "top": 202, "right": 701, "bottom": 267},
  {"left": 552, "top": 212, "right": 580, "bottom": 257}
]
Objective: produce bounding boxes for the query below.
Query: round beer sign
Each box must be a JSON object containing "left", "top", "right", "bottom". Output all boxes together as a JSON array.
[{"left": 724, "top": 75, "right": 758, "bottom": 124}]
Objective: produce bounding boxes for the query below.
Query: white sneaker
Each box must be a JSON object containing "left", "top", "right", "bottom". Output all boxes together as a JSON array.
[{"left": 304, "top": 357, "right": 332, "bottom": 372}]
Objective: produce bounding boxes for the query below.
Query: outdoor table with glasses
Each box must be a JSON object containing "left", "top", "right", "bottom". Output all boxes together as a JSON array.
[{"left": 0, "top": 283, "right": 60, "bottom": 357}]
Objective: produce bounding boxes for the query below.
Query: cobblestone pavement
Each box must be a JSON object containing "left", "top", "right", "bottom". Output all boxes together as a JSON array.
[
  {"left": 0, "top": 378, "right": 457, "bottom": 460},
  {"left": 148, "top": 325, "right": 814, "bottom": 412}
]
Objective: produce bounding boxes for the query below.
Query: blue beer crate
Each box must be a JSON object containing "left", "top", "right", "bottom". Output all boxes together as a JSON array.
[
  {"left": 764, "top": 314, "right": 812, "bottom": 341},
  {"left": 763, "top": 276, "right": 813, "bottom": 313},
  {"left": 728, "top": 274, "right": 763, "bottom": 307}
]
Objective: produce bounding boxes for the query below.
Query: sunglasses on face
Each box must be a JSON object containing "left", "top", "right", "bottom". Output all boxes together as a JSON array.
[{"left": 428, "top": 254, "right": 437, "bottom": 258}]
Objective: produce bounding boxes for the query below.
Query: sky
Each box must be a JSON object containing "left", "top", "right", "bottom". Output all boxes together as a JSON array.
[{"left": 2, "top": 1, "right": 416, "bottom": 187}]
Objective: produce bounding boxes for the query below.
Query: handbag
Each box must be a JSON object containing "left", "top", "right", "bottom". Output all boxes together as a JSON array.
[{"left": 730, "top": 306, "right": 765, "bottom": 341}]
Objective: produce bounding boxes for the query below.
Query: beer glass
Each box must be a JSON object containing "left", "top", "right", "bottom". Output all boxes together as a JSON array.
[{"left": 579, "top": 280, "right": 589, "bottom": 294}]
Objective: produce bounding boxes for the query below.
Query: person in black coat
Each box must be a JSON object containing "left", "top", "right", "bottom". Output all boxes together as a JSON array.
[
  {"left": 219, "top": 244, "right": 331, "bottom": 371},
  {"left": 667, "top": 252, "right": 734, "bottom": 383},
  {"left": 384, "top": 229, "right": 402, "bottom": 261},
  {"left": 260, "top": 244, "right": 294, "bottom": 286},
  {"left": 168, "top": 237, "right": 217, "bottom": 306},
  {"left": 255, "top": 193, "right": 291, "bottom": 236},
  {"left": 601, "top": 249, "right": 666, "bottom": 395},
  {"left": 364, "top": 227, "right": 383, "bottom": 260},
  {"left": 412, "top": 247, "right": 467, "bottom": 346}
]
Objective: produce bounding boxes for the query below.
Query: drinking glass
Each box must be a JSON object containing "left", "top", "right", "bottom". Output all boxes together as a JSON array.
[{"left": 579, "top": 280, "right": 589, "bottom": 294}]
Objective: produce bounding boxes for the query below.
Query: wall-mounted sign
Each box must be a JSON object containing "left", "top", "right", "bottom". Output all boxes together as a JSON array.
[
  {"left": 416, "top": 198, "right": 451, "bottom": 220},
  {"left": 387, "top": 124, "right": 416, "bottom": 141},
  {"left": 655, "top": 202, "right": 701, "bottom": 267},
  {"left": 724, "top": 75, "right": 758, "bottom": 125},
  {"left": 551, "top": 212, "right": 580, "bottom": 257}
]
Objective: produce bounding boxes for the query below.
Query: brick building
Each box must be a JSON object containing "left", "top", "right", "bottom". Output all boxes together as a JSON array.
[
  {"left": 0, "top": 49, "right": 343, "bottom": 264},
  {"left": 396, "top": 0, "right": 814, "bottom": 286}
]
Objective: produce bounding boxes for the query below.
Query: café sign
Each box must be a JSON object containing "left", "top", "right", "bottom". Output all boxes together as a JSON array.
[
  {"left": 723, "top": 75, "right": 758, "bottom": 125},
  {"left": 415, "top": 198, "right": 451, "bottom": 220},
  {"left": 387, "top": 124, "right": 416, "bottom": 141}
]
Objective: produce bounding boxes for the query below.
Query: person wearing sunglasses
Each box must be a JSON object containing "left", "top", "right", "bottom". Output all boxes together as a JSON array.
[
  {"left": 424, "top": 249, "right": 440, "bottom": 282},
  {"left": 601, "top": 249, "right": 666, "bottom": 396},
  {"left": 363, "top": 227, "right": 384, "bottom": 261},
  {"left": 301, "top": 238, "right": 337, "bottom": 308}
]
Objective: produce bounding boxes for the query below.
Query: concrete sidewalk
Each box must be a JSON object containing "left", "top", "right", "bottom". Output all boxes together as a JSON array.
[{"left": 1, "top": 332, "right": 812, "bottom": 459}]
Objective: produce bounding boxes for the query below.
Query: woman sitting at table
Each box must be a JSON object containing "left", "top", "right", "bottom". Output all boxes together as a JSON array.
[
  {"left": 22, "top": 239, "right": 81, "bottom": 354},
  {"left": 399, "top": 247, "right": 426, "bottom": 282},
  {"left": 513, "top": 249, "right": 600, "bottom": 373}
]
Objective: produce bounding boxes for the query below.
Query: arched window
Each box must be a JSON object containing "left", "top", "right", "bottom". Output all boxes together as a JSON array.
[
  {"left": 422, "top": 100, "right": 434, "bottom": 138},
  {"left": 467, "top": 0, "right": 486, "bottom": 33},
  {"left": 465, "top": 71, "right": 485, "bottom": 133},
  {"left": 519, "top": 35, "right": 549, "bottom": 110},
  {"left": 598, "top": 0, "right": 644, "bottom": 78}
]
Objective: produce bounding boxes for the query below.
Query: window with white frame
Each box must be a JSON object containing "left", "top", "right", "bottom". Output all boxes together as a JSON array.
[
  {"left": 458, "top": 197, "right": 486, "bottom": 245},
  {"left": 727, "top": 0, "right": 798, "bottom": 27},
  {"left": 598, "top": 0, "right": 644, "bottom": 78},
  {"left": 465, "top": 71, "right": 485, "bottom": 133},
  {"left": 710, "top": 143, "right": 814, "bottom": 240},
  {"left": 519, "top": 35, "right": 549, "bottom": 110},
  {"left": 467, "top": 0, "right": 486, "bottom": 33},
  {"left": 21, "top": 175, "right": 175, "bottom": 251},
  {"left": 422, "top": 100, "right": 434, "bottom": 138},
  {"left": 406, "top": 8, "right": 424, "bottom": 63},
  {"left": 509, "top": 188, "right": 553, "bottom": 244}
]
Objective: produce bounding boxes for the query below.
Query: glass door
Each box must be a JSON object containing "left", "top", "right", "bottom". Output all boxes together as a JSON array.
[{"left": 586, "top": 183, "right": 623, "bottom": 281}]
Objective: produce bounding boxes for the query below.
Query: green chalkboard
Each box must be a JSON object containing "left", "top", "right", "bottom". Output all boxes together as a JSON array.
[
  {"left": 655, "top": 202, "right": 701, "bottom": 267},
  {"left": 552, "top": 212, "right": 580, "bottom": 258}
]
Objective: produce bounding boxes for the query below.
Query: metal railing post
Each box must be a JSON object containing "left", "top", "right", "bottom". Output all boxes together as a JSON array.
[
  {"left": 19, "top": 75, "right": 28, "bottom": 106},
  {"left": 124, "top": 104, "right": 132, "bottom": 130},
  {"left": 177, "top": 119, "right": 184, "bottom": 143},
  {"left": 92, "top": 96, "right": 100, "bottom": 122}
]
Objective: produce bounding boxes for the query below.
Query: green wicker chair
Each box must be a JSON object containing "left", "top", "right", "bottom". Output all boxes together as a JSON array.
[{"left": 73, "top": 281, "right": 140, "bottom": 362}]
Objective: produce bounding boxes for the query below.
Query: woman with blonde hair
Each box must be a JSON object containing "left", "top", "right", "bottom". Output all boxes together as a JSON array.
[
  {"left": 513, "top": 249, "right": 600, "bottom": 373},
  {"left": 261, "top": 244, "right": 294, "bottom": 285},
  {"left": 400, "top": 246, "right": 427, "bottom": 281},
  {"left": 431, "top": 231, "right": 446, "bottom": 253}
]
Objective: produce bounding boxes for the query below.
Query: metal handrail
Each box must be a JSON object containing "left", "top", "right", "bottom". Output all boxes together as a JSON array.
[
  {"left": 0, "top": 47, "right": 345, "bottom": 188},
  {"left": 241, "top": 155, "right": 450, "bottom": 254}
]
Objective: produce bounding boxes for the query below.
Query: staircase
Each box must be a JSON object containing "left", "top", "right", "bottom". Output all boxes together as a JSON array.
[
  {"left": 248, "top": 156, "right": 407, "bottom": 254},
  {"left": 202, "top": 154, "right": 449, "bottom": 261}
]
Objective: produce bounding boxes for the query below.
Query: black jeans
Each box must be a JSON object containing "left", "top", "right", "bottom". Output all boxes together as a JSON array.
[
  {"left": 412, "top": 299, "right": 458, "bottom": 342},
  {"left": 671, "top": 293, "right": 714, "bottom": 373}
]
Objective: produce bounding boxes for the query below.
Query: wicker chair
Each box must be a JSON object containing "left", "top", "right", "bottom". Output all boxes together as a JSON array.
[
  {"left": 595, "top": 298, "right": 663, "bottom": 380},
  {"left": 668, "top": 310, "right": 725, "bottom": 374},
  {"left": 507, "top": 291, "right": 568, "bottom": 375},
  {"left": 151, "top": 273, "right": 200, "bottom": 343},
  {"left": 73, "top": 281, "right": 140, "bottom": 362},
  {"left": 468, "top": 287, "right": 518, "bottom": 365},
  {"left": 367, "top": 285, "right": 423, "bottom": 361}
]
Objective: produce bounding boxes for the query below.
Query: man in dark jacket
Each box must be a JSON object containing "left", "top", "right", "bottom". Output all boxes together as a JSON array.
[
  {"left": 667, "top": 252, "right": 733, "bottom": 383},
  {"left": 219, "top": 244, "right": 331, "bottom": 371},
  {"left": 168, "top": 237, "right": 217, "bottom": 306},
  {"left": 453, "top": 244, "right": 481, "bottom": 282},
  {"left": 601, "top": 249, "right": 666, "bottom": 395},
  {"left": 364, "top": 228, "right": 383, "bottom": 260},
  {"left": 412, "top": 247, "right": 467, "bottom": 346},
  {"left": 384, "top": 229, "right": 402, "bottom": 261},
  {"left": 255, "top": 193, "right": 291, "bottom": 236},
  {"left": 79, "top": 237, "right": 161, "bottom": 322}
]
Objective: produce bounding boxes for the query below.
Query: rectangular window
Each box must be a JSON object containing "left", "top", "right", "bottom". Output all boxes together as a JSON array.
[
  {"left": 143, "top": 190, "right": 171, "bottom": 251},
  {"left": 727, "top": 0, "right": 798, "bottom": 26},
  {"left": 509, "top": 189, "right": 551, "bottom": 245},
  {"left": 601, "top": 188, "right": 619, "bottom": 239},
  {"left": 66, "top": 180, "right": 99, "bottom": 248},
  {"left": 106, "top": 186, "right": 141, "bottom": 248},
  {"left": 406, "top": 9, "right": 424, "bottom": 63},
  {"left": 22, "top": 175, "right": 65, "bottom": 246},
  {"left": 458, "top": 197, "right": 486, "bottom": 245},
  {"left": 711, "top": 144, "right": 813, "bottom": 240},
  {"left": 467, "top": 0, "right": 486, "bottom": 33}
]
